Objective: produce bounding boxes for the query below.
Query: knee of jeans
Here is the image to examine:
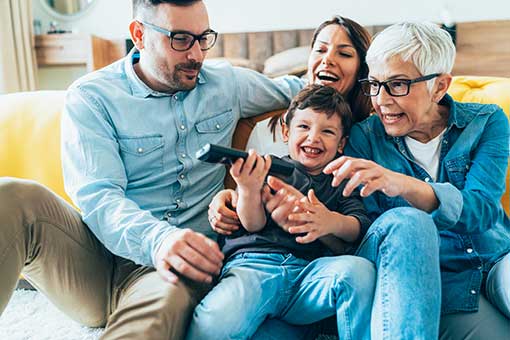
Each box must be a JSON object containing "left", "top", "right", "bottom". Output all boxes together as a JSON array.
[
  {"left": 373, "top": 207, "right": 439, "bottom": 245},
  {"left": 330, "top": 256, "right": 376, "bottom": 295}
]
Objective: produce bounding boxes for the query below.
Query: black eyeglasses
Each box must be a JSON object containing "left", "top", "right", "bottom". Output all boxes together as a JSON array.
[
  {"left": 140, "top": 21, "right": 218, "bottom": 51},
  {"left": 359, "top": 73, "right": 441, "bottom": 97}
]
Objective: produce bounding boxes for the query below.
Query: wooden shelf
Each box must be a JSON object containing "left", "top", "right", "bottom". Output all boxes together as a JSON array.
[{"left": 35, "top": 34, "right": 124, "bottom": 71}]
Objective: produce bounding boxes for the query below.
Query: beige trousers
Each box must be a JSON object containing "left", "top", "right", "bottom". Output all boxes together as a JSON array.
[{"left": 0, "top": 178, "right": 211, "bottom": 339}]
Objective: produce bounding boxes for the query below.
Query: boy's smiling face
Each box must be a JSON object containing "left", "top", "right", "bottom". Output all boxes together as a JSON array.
[{"left": 283, "top": 108, "right": 346, "bottom": 175}]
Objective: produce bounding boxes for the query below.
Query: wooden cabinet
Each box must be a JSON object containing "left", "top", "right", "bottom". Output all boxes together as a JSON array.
[{"left": 35, "top": 34, "right": 124, "bottom": 71}]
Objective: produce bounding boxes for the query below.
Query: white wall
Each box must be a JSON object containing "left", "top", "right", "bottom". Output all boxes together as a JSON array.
[
  {"left": 32, "top": 0, "right": 510, "bottom": 89},
  {"left": 33, "top": 0, "right": 510, "bottom": 37}
]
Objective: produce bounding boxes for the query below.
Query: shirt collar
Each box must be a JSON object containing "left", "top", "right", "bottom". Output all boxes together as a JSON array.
[{"left": 124, "top": 48, "right": 207, "bottom": 98}]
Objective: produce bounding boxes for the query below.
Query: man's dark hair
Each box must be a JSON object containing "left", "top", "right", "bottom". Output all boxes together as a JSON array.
[
  {"left": 285, "top": 85, "right": 353, "bottom": 137},
  {"left": 133, "top": 0, "right": 202, "bottom": 18}
]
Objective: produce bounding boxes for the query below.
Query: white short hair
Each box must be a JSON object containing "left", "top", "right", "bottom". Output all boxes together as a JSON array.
[{"left": 366, "top": 22, "right": 456, "bottom": 90}]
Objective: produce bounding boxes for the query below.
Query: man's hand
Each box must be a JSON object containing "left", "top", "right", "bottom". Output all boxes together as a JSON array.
[{"left": 155, "top": 228, "right": 224, "bottom": 284}]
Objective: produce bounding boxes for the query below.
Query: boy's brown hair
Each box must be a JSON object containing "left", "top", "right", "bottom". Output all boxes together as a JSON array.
[{"left": 285, "top": 84, "right": 354, "bottom": 137}]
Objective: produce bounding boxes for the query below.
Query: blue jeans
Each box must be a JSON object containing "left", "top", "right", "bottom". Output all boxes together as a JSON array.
[
  {"left": 485, "top": 251, "right": 510, "bottom": 319},
  {"left": 186, "top": 252, "right": 375, "bottom": 340},
  {"left": 356, "top": 207, "right": 442, "bottom": 339},
  {"left": 222, "top": 207, "right": 441, "bottom": 340}
]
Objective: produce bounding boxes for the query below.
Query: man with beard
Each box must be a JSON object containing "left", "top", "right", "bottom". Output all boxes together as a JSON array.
[{"left": 0, "top": 0, "right": 303, "bottom": 339}]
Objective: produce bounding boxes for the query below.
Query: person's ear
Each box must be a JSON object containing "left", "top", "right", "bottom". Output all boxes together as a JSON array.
[
  {"left": 282, "top": 121, "right": 290, "bottom": 143},
  {"left": 337, "top": 136, "right": 347, "bottom": 154},
  {"left": 129, "top": 20, "right": 145, "bottom": 50},
  {"left": 432, "top": 74, "right": 452, "bottom": 103}
]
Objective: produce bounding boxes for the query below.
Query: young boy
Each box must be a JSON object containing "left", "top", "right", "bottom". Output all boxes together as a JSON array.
[{"left": 187, "top": 85, "right": 375, "bottom": 340}]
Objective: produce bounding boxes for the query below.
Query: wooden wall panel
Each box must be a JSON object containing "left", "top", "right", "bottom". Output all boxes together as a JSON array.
[
  {"left": 248, "top": 32, "right": 273, "bottom": 66},
  {"left": 223, "top": 33, "right": 248, "bottom": 59},
  {"left": 298, "top": 29, "right": 315, "bottom": 46},
  {"left": 273, "top": 30, "right": 298, "bottom": 53},
  {"left": 453, "top": 20, "right": 510, "bottom": 77}
]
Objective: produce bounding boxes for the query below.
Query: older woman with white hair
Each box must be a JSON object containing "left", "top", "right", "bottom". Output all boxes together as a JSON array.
[
  {"left": 209, "top": 22, "right": 509, "bottom": 339},
  {"left": 323, "top": 22, "right": 510, "bottom": 338}
]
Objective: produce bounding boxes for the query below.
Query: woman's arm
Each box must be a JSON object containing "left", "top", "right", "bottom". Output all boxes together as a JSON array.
[{"left": 324, "top": 157, "right": 439, "bottom": 213}]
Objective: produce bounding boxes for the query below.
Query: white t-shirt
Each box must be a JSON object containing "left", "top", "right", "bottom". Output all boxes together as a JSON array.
[
  {"left": 404, "top": 129, "right": 447, "bottom": 182},
  {"left": 245, "top": 118, "right": 288, "bottom": 157}
]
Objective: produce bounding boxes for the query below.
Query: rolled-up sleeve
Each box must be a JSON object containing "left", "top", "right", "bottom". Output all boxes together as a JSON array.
[
  {"left": 61, "top": 87, "right": 175, "bottom": 267},
  {"left": 431, "top": 108, "right": 509, "bottom": 234}
]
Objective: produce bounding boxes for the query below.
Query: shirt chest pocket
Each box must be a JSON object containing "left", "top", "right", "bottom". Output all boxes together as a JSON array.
[
  {"left": 445, "top": 154, "right": 470, "bottom": 189},
  {"left": 118, "top": 135, "right": 164, "bottom": 181},
  {"left": 194, "top": 109, "right": 234, "bottom": 147}
]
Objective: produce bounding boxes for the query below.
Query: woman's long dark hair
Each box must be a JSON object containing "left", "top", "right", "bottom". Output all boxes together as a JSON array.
[{"left": 269, "top": 16, "right": 372, "bottom": 139}]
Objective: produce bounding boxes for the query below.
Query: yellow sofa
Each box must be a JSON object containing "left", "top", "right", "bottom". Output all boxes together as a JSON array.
[{"left": 0, "top": 77, "right": 509, "bottom": 214}]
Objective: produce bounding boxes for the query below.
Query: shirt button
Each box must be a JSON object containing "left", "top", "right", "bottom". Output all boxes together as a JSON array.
[
  {"left": 215, "top": 124, "right": 221, "bottom": 130},
  {"left": 477, "top": 266, "right": 482, "bottom": 270},
  {"left": 181, "top": 153, "right": 186, "bottom": 158},
  {"left": 165, "top": 212, "right": 172, "bottom": 218},
  {"left": 465, "top": 164, "right": 470, "bottom": 170},
  {"left": 180, "top": 125, "right": 185, "bottom": 130},
  {"left": 425, "top": 177, "right": 431, "bottom": 182},
  {"left": 176, "top": 199, "right": 182, "bottom": 204},
  {"left": 470, "top": 289, "right": 477, "bottom": 295},
  {"left": 179, "top": 174, "right": 185, "bottom": 179},
  {"left": 466, "top": 248, "right": 473, "bottom": 254},
  {"left": 137, "top": 147, "right": 144, "bottom": 153}
]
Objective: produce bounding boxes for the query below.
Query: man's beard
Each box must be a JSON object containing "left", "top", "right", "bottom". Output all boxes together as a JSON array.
[{"left": 169, "top": 60, "right": 203, "bottom": 91}]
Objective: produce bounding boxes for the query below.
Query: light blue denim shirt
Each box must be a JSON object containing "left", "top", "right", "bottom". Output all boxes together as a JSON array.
[
  {"left": 345, "top": 94, "right": 510, "bottom": 313},
  {"left": 61, "top": 54, "right": 304, "bottom": 267}
]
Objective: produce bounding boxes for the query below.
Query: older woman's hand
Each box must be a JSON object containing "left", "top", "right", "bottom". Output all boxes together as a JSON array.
[
  {"left": 262, "top": 176, "right": 306, "bottom": 231},
  {"left": 324, "top": 156, "right": 407, "bottom": 197},
  {"left": 208, "top": 189, "right": 240, "bottom": 235}
]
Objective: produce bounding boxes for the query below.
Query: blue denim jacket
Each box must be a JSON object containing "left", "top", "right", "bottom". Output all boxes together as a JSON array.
[
  {"left": 61, "top": 54, "right": 304, "bottom": 267},
  {"left": 345, "top": 94, "right": 510, "bottom": 313}
]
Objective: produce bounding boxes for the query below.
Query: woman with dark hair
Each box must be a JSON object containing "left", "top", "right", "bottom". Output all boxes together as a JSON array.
[{"left": 246, "top": 15, "right": 372, "bottom": 156}]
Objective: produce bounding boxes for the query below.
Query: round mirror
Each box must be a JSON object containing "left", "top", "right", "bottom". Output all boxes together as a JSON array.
[{"left": 40, "top": 0, "right": 96, "bottom": 20}]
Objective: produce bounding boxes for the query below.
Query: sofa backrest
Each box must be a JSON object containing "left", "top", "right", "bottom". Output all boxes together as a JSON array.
[{"left": 0, "top": 76, "right": 508, "bottom": 214}]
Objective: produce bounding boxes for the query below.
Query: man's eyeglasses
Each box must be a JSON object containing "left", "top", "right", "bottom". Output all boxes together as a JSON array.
[
  {"left": 140, "top": 21, "right": 218, "bottom": 51},
  {"left": 358, "top": 73, "right": 441, "bottom": 97}
]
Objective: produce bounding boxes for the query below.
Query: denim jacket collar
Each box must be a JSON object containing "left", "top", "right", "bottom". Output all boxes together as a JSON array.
[{"left": 124, "top": 49, "right": 206, "bottom": 99}]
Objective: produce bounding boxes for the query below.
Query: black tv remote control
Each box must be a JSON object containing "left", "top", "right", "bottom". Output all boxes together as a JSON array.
[{"left": 196, "top": 144, "right": 294, "bottom": 177}]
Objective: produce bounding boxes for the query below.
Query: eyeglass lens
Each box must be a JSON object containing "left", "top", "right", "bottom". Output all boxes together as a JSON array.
[
  {"left": 171, "top": 32, "right": 216, "bottom": 51},
  {"left": 361, "top": 80, "right": 410, "bottom": 96}
]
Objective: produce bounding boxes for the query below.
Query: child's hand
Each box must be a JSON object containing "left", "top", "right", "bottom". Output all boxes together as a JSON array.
[
  {"left": 287, "top": 189, "right": 340, "bottom": 243},
  {"left": 230, "top": 149, "right": 271, "bottom": 194}
]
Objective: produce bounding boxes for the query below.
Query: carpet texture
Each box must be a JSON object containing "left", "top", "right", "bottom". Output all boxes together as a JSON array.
[{"left": 0, "top": 290, "right": 103, "bottom": 340}]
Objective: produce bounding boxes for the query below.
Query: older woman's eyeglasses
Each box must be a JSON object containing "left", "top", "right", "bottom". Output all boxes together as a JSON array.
[
  {"left": 140, "top": 21, "right": 218, "bottom": 51},
  {"left": 358, "top": 73, "right": 440, "bottom": 97}
]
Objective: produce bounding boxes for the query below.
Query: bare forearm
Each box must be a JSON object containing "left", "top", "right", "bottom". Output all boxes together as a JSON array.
[
  {"left": 398, "top": 174, "right": 439, "bottom": 212},
  {"left": 237, "top": 189, "right": 266, "bottom": 232},
  {"left": 329, "top": 213, "right": 360, "bottom": 242}
]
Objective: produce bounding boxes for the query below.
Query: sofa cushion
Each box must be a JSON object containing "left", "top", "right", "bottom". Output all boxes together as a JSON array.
[
  {"left": 0, "top": 90, "right": 70, "bottom": 203},
  {"left": 263, "top": 46, "right": 310, "bottom": 78},
  {"left": 449, "top": 76, "right": 510, "bottom": 212}
]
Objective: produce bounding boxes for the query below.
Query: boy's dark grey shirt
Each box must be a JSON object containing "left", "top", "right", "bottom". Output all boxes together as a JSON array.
[{"left": 221, "top": 155, "right": 372, "bottom": 261}]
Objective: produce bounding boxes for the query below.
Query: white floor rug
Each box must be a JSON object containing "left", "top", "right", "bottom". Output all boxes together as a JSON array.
[{"left": 0, "top": 290, "right": 103, "bottom": 340}]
